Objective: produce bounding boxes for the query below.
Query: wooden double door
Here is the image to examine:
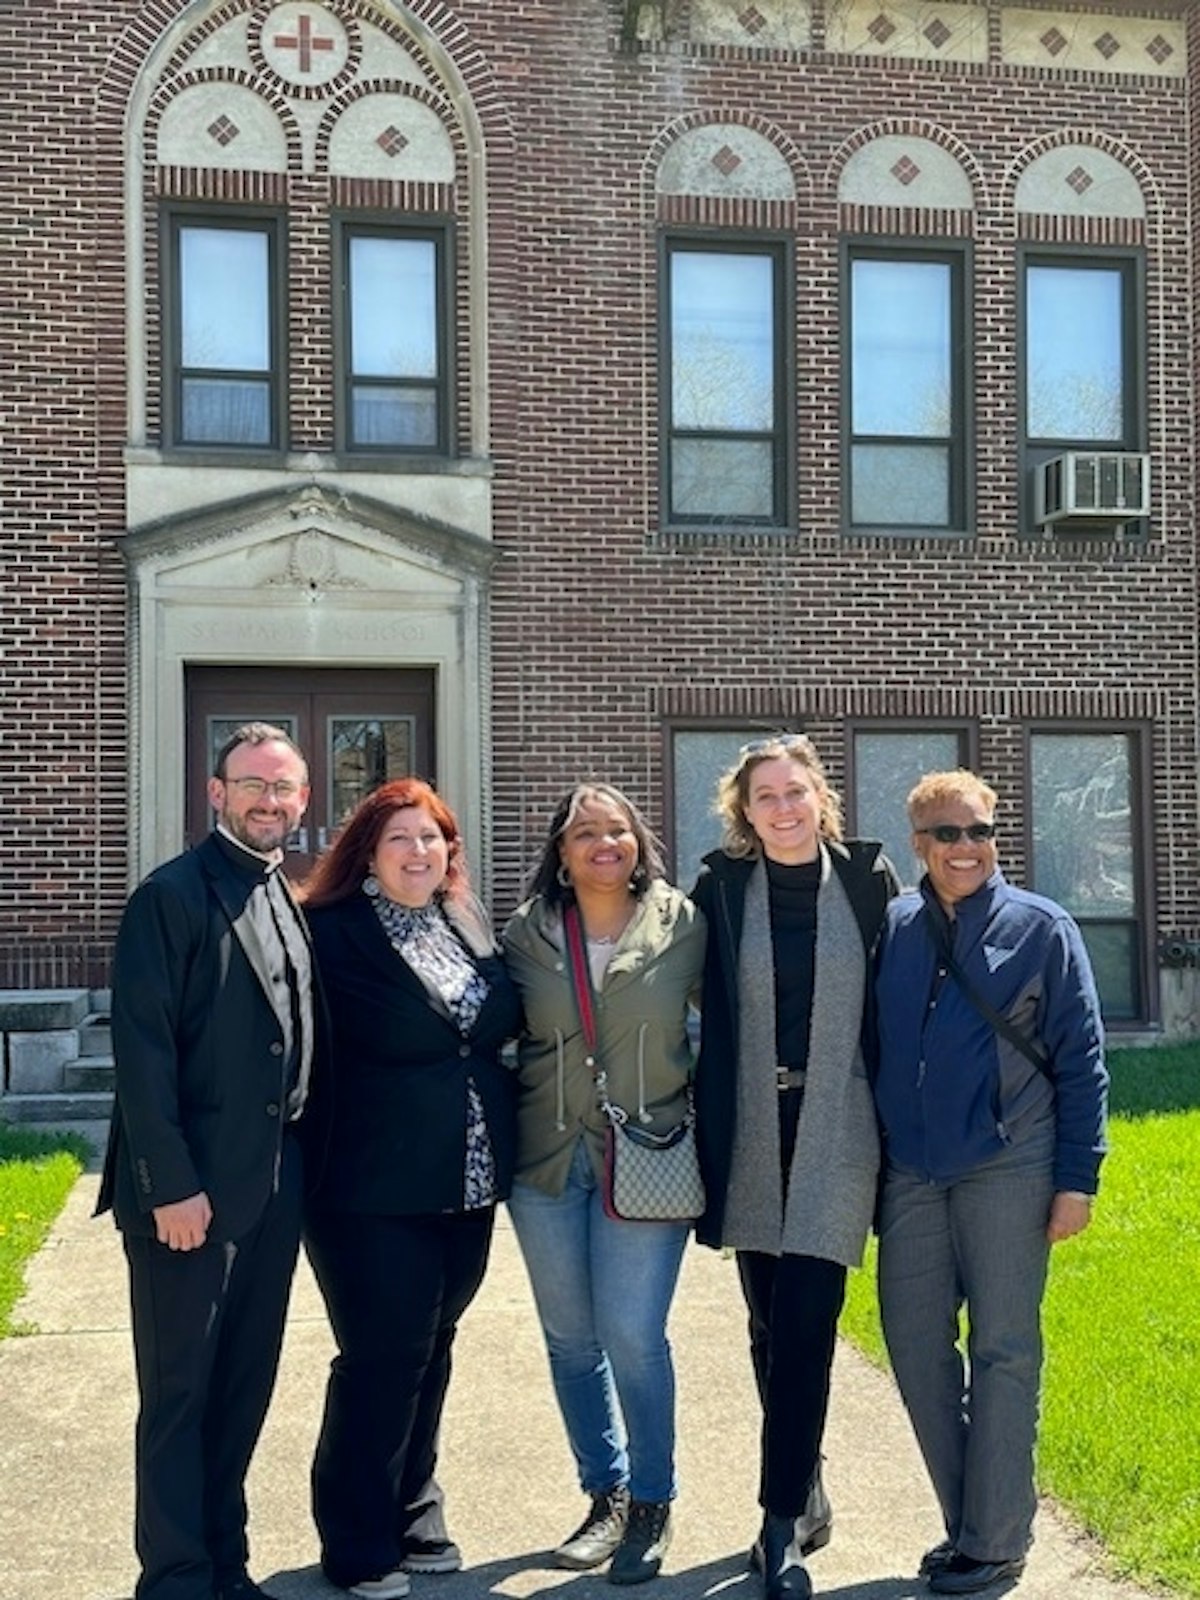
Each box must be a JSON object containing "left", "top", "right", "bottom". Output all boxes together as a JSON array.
[{"left": 186, "top": 666, "right": 436, "bottom": 877}]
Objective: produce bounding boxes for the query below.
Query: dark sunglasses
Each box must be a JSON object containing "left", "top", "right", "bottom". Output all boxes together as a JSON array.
[{"left": 916, "top": 822, "right": 997, "bottom": 844}]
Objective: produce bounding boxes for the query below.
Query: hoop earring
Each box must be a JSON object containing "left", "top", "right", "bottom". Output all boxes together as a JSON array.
[{"left": 556, "top": 864, "right": 571, "bottom": 888}]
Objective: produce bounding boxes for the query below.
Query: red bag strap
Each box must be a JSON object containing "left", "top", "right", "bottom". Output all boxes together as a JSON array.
[{"left": 562, "top": 902, "right": 597, "bottom": 1056}]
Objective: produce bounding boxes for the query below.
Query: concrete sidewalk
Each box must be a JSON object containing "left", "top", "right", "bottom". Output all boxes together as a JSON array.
[{"left": 0, "top": 1174, "right": 1148, "bottom": 1600}]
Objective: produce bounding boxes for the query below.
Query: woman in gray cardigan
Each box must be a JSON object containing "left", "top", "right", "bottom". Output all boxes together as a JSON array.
[
  {"left": 503, "top": 783, "right": 705, "bottom": 1587},
  {"left": 690, "top": 737, "right": 897, "bottom": 1600}
]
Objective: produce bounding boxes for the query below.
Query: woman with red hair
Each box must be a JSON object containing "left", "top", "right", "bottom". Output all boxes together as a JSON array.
[{"left": 300, "top": 779, "right": 520, "bottom": 1600}]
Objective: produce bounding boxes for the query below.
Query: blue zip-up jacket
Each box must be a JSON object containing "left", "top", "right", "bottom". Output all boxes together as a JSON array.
[{"left": 874, "top": 871, "right": 1107, "bottom": 1193}]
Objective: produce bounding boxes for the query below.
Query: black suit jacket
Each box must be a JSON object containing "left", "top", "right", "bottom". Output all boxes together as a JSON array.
[
  {"left": 304, "top": 894, "right": 521, "bottom": 1216},
  {"left": 97, "top": 832, "right": 316, "bottom": 1243}
]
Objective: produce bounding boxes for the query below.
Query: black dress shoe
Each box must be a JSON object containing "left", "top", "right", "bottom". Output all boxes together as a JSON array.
[
  {"left": 928, "top": 1552, "right": 1026, "bottom": 1594},
  {"left": 919, "top": 1540, "right": 957, "bottom": 1577},
  {"left": 215, "top": 1576, "right": 278, "bottom": 1600}
]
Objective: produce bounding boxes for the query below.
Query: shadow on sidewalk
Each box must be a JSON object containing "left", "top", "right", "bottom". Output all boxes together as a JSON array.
[{"left": 252, "top": 1553, "right": 962, "bottom": 1600}]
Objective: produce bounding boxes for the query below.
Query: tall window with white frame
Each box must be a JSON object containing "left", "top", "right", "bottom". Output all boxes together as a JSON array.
[
  {"left": 338, "top": 222, "right": 450, "bottom": 453},
  {"left": 1020, "top": 250, "right": 1145, "bottom": 534},
  {"left": 844, "top": 244, "right": 969, "bottom": 533},
  {"left": 1028, "top": 729, "right": 1146, "bottom": 1022},
  {"left": 164, "top": 211, "right": 283, "bottom": 449},
  {"left": 662, "top": 239, "right": 789, "bottom": 527}
]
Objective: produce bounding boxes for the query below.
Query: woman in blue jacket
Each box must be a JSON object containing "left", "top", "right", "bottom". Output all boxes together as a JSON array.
[{"left": 873, "top": 769, "right": 1108, "bottom": 1598}]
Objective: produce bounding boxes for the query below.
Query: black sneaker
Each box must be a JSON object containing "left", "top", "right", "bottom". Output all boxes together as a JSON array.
[
  {"left": 608, "top": 1499, "right": 672, "bottom": 1585},
  {"left": 555, "top": 1485, "right": 631, "bottom": 1570}
]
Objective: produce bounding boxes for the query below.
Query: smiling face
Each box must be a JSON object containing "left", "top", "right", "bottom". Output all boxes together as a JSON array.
[
  {"left": 370, "top": 804, "right": 451, "bottom": 907},
  {"left": 912, "top": 794, "right": 999, "bottom": 910},
  {"left": 208, "top": 738, "right": 309, "bottom": 857},
  {"left": 557, "top": 793, "right": 640, "bottom": 898},
  {"left": 742, "top": 755, "right": 824, "bottom": 865}
]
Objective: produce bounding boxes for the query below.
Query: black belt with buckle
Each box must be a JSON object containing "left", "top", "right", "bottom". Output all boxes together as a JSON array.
[{"left": 776, "top": 1066, "right": 807, "bottom": 1091}]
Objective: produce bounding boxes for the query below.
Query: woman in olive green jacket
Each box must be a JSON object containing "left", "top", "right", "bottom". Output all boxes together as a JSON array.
[{"left": 502, "top": 783, "right": 705, "bottom": 1587}]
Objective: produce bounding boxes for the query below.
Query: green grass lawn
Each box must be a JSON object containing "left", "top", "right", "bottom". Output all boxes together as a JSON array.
[
  {"left": 841, "top": 1042, "right": 1200, "bottom": 1597},
  {"left": 0, "top": 1124, "right": 88, "bottom": 1337}
]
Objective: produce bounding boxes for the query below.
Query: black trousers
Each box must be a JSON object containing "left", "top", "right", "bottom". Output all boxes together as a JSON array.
[
  {"left": 736, "top": 1249, "right": 847, "bottom": 1517},
  {"left": 123, "top": 1136, "right": 303, "bottom": 1600},
  {"left": 304, "top": 1206, "right": 495, "bottom": 1588}
]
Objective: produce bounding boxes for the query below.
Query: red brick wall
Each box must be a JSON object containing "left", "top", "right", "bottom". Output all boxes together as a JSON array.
[{"left": 1, "top": 0, "right": 1196, "bottom": 1019}]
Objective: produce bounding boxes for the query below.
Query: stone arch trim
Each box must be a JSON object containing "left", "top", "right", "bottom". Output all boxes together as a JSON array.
[
  {"left": 1003, "top": 127, "right": 1161, "bottom": 221},
  {"left": 827, "top": 119, "right": 988, "bottom": 212},
  {"left": 644, "top": 109, "right": 812, "bottom": 211},
  {"left": 314, "top": 76, "right": 464, "bottom": 180},
  {"left": 144, "top": 67, "right": 304, "bottom": 175}
]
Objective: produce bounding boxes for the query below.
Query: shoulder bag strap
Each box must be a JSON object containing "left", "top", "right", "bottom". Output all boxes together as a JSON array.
[
  {"left": 563, "top": 904, "right": 623, "bottom": 1120},
  {"left": 925, "top": 908, "right": 1051, "bottom": 1077}
]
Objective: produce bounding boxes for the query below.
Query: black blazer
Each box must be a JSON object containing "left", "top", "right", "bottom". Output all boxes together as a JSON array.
[
  {"left": 304, "top": 894, "right": 521, "bottom": 1216},
  {"left": 689, "top": 840, "right": 898, "bottom": 1249},
  {"left": 97, "top": 833, "right": 318, "bottom": 1243}
]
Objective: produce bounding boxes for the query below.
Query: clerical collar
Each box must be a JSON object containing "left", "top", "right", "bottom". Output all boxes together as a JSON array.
[{"left": 216, "top": 824, "right": 284, "bottom": 869}]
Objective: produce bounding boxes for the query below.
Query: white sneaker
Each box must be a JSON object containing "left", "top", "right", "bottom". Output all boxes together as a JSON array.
[{"left": 349, "top": 1572, "right": 411, "bottom": 1600}]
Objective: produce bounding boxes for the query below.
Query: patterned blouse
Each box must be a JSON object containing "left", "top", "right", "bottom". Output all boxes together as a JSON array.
[{"left": 366, "top": 882, "right": 497, "bottom": 1209}]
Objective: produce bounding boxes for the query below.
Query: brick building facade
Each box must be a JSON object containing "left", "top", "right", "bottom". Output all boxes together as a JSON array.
[{"left": 2, "top": 0, "right": 1198, "bottom": 1035}]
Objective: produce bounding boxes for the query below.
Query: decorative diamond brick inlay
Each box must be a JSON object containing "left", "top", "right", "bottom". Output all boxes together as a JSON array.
[
  {"left": 376, "top": 125, "right": 409, "bottom": 158},
  {"left": 868, "top": 12, "right": 897, "bottom": 43},
  {"left": 891, "top": 155, "right": 921, "bottom": 187},
  {"left": 923, "top": 18, "right": 951, "bottom": 49},
  {"left": 1040, "top": 27, "right": 1068, "bottom": 56},
  {"left": 712, "top": 145, "right": 743, "bottom": 177},
  {"left": 1066, "top": 165, "right": 1094, "bottom": 195},
  {"left": 738, "top": 4, "right": 767, "bottom": 34},
  {"left": 207, "top": 115, "right": 240, "bottom": 147},
  {"left": 1145, "top": 33, "right": 1174, "bottom": 65},
  {"left": 1093, "top": 31, "right": 1120, "bottom": 60}
]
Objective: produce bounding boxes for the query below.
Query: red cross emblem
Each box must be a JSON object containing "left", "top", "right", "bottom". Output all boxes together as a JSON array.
[{"left": 273, "top": 13, "right": 336, "bottom": 74}]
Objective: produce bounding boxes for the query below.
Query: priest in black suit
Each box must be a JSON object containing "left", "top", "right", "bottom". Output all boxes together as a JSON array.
[{"left": 98, "top": 722, "right": 317, "bottom": 1600}]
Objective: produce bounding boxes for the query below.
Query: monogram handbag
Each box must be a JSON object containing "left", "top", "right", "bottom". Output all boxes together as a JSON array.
[{"left": 563, "top": 902, "right": 705, "bottom": 1224}]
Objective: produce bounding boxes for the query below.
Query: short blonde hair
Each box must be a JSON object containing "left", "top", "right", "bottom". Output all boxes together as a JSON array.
[
  {"left": 907, "top": 769, "right": 998, "bottom": 826},
  {"left": 715, "top": 734, "right": 844, "bottom": 858}
]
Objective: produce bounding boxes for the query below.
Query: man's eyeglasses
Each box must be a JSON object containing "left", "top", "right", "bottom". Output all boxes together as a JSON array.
[
  {"left": 916, "top": 822, "right": 996, "bottom": 844},
  {"left": 224, "top": 777, "right": 304, "bottom": 801}
]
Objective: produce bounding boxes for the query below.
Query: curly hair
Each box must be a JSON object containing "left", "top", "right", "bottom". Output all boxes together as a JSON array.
[
  {"left": 524, "top": 782, "right": 666, "bottom": 906},
  {"left": 714, "top": 734, "right": 843, "bottom": 858},
  {"left": 299, "top": 778, "right": 470, "bottom": 908}
]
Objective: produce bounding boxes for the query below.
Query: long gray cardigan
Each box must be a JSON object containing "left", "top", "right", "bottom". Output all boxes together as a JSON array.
[{"left": 691, "top": 840, "right": 896, "bottom": 1265}]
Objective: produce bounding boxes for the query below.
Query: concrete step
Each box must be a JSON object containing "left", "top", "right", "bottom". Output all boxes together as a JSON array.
[
  {"left": 0, "top": 989, "right": 91, "bottom": 1031},
  {"left": 1, "top": 1091, "right": 114, "bottom": 1123},
  {"left": 78, "top": 1017, "right": 112, "bottom": 1056},
  {"left": 64, "top": 1057, "right": 115, "bottom": 1093}
]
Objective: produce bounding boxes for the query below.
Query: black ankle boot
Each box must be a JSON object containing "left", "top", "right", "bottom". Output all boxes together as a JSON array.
[{"left": 759, "top": 1514, "right": 813, "bottom": 1600}]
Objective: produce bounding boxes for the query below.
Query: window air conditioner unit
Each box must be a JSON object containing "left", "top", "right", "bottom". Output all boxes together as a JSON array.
[{"left": 1035, "top": 451, "right": 1150, "bottom": 530}]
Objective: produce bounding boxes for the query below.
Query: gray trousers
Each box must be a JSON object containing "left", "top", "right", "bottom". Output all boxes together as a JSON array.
[{"left": 877, "top": 1121, "right": 1054, "bottom": 1562}]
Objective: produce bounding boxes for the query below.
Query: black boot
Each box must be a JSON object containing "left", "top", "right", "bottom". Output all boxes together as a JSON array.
[{"left": 757, "top": 1514, "right": 813, "bottom": 1600}]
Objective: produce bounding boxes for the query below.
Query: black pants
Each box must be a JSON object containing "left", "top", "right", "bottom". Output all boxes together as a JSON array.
[
  {"left": 736, "top": 1249, "right": 847, "bottom": 1517},
  {"left": 123, "top": 1136, "right": 303, "bottom": 1600},
  {"left": 304, "top": 1206, "right": 495, "bottom": 1588}
]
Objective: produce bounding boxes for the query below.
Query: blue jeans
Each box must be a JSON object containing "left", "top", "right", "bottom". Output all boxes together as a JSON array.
[
  {"left": 877, "top": 1121, "right": 1055, "bottom": 1562},
  {"left": 507, "top": 1139, "right": 689, "bottom": 1503}
]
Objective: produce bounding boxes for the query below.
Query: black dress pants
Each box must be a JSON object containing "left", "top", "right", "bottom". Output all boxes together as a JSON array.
[
  {"left": 736, "top": 1249, "right": 847, "bottom": 1516},
  {"left": 304, "top": 1206, "right": 495, "bottom": 1588},
  {"left": 123, "top": 1136, "right": 304, "bottom": 1600}
]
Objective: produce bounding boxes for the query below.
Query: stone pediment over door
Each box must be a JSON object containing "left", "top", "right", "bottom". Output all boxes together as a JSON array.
[{"left": 119, "top": 481, "right": 498, "bottom": 887}]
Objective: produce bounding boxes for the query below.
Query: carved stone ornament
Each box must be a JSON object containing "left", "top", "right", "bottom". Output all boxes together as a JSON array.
[{"left": 264, "top": 528, "right": 366, "bottom": 588}]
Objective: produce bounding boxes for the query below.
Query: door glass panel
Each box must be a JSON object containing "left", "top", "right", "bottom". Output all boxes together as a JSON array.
[
  {"left": 329, "top": 716, "right": 416, "bottom": 825},
  {"left": 207, "top": 715, "right": 299, "bottom": 778}
]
